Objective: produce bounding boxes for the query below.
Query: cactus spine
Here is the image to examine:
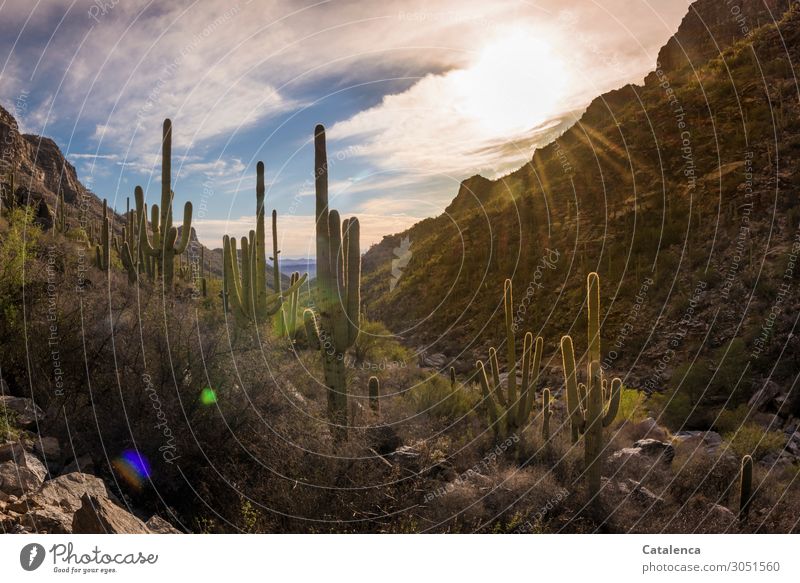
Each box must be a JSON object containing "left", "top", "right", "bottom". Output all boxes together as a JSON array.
[
  {"left": 138, "top": 119, "right": 193, "bottom": 289},
  {"left": 739, "top": 454, "right": 753, "bottom": 520},
  {"left": 368, "top": 376, "right": 380, "bottom": 413},
  {"left": 476, "top": 279, "right": 543, "bottom": 439},
  {"left": 306, "top": 124, "right": 361, "bottom": 440},
  {"left": 221, "top": 163, "right": 306, "bottom": 325},
  {"left": 560, "top": 272, "right": 622, "bottom": 502}
]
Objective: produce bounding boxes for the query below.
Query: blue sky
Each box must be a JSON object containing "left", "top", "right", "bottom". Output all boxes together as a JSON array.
[{"left": 0, "top": 0, "right": 690, "bottom": 256}]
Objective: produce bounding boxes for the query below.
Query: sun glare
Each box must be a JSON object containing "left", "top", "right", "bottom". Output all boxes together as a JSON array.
[{"left": 455, "top": 31, "right": 569, "bottom": 136}]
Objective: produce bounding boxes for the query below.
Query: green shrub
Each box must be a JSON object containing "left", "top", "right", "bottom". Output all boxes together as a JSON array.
[
  {"left": 617, "top": 387, "right": 647, "bottom": 424},
  {"left": 714, "top": 404, "right": 750, "bottom": 433},
  {"left": 407, "top": 374, "right": 477, "bottom": 421},
  {"left": 723, "top": 423, "right": 785, "bottom": 459},
  {"left": 0, "top": 409, "right": 19, "bottom": 441}
]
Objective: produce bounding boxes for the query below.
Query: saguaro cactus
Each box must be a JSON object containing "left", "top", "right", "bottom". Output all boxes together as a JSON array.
[
  {"left": 560, "top": 272, "right": 622, "bottom": 502},
  {"left": 739, "top": 454, "right": 753, "bottom": 520},
  {"left": 475, "top": 279, "right": 543, "bottom": 439},
  {"left": 138, "top": 119, "right": 193, "bottom": 289},
  {"left": 55, "top": 190, "right": 69, "bottom": 233},
  {"left": 221, "top": 163, "right": 306, "bottom": 325},
  {"left": 94, "top": 199, "right": 110, "bottom": 272},
  {"left": 306, "top": 124, "right": 362, "bottom": 440},
  {"left": 368, "top": 376, "right": 380, "bottom": 413}
]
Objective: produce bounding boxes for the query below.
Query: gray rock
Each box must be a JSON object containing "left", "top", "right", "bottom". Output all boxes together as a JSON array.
[
  {"left": 632, "top": 439, "right": 675, "bottom": 463},
  {"left": 0, "top": 451, "right": 47, "bottom": 496},
  {"left": 0, "top": 441, "right": 25, "bottom": 463},
  {"left": 34, "top": 437, "right": 61, "bottom": 461},
  {"left": 631, "top": 417, "right": 669, "bottom": 442},
  {"left": 72, "top": 493, "right": 149, "bottom": 534},
  {"left": 747, "top": 380, "right": 782, "bottom": 411}
]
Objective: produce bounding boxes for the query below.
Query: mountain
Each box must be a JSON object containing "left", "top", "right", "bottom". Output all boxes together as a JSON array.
[{"left": 361, "top": 0, "right": 800, "bottom": 427}]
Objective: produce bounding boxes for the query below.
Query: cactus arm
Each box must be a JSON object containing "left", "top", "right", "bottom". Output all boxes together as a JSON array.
[
  {"left": 602, "top": 377, "right": 622, "bottom": 427},
  {"left": 477, "top": 360, "right": 500, "bottom": 430},
  {"left": 516, "top": 332, "right": 533, "bottom": 427},
  {"left": 523, "top": 335, "right": 543, "bottom": 422},
  {"left": 561, "top": 335, "right": 584, "bottom": 442},
  {"left": 174, "top": 201, "right": 193, "bottom": 254},
  {"left": 120, "top": 242, "right": 138, "bottom": 284},
  {"left": 449, "top": 367, "right": 457, "bottom": 390},
  {"left": 304, "top": 309, "right": 321, "bottom": 350},
  {"left": 488, "top": 347, "right": 505, "bottom": 407}
]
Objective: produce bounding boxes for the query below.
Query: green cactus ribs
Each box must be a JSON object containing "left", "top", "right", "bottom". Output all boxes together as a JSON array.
[
  {"left": 560, "top": 272, "right": 622, "bottom": 505},
  {"left": 475, "top": 278, "right": 544, "bottom": 441}
]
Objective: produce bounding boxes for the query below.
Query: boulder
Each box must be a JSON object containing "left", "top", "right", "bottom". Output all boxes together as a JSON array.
[
  {"left": 146, "top": 515, "right": 181, "bottom": 534},
  {"left": 673, "top": 431, "right": 723, "bottom": 455},
  {"left": 61, "top": 455, "right": 94, "bottom": 475},
  {"left": 747, "top": 380, "right": 782, "bottom": 411},
  {"left": 0, "top": 441, "right": 25, "bottom": 462},
  {"left": 0, "top": 451, "right": 47, "bottom": 496},
  {"left": 632, "top": 439, "right": 675, "bottom": 463},
  {"left": 72, "top": 493, "right": 149, "bottom": 534},
  {"left": 0, "top": 396, "right": 44, "bottom": 429},
  {"left": 34, "top": 437, "right": 61, "bottom": 461}
]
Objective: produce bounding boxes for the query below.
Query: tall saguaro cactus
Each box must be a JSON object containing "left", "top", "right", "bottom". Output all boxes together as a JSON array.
[
  {"left": 306, "top": 124, "right": 361, "bottom": 440},
  {"left": 94, "top": 199, "right": 110, "bottom": 272},
  {"left": 221, "top": 163, "right": 306, "bottom": 325},
  {"left": 475, "top": 279, "right": 544, "bottom": 439},
  {"left": 560, "top": 272, "right": 622, "bottom": 503},
  {"left": 138, "top": 119, "right": 193, "bottom": 289},
  {"left": 55, "top": 191, "right": 69, "bottom": 233}
]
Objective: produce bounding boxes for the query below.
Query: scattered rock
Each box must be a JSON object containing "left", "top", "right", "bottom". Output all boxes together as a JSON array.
[
  {"left": 0, "top": 396, "right": 44, "bottom": 429},
  {"left": 0, "top": 441, "right": 25, "bottom": 463},
  {"left": 632, "top": 439, "right": 675, "bottom": 463},
  {"left": 366, "top": 424, "right": 402, "bottom": 456},
  {"left": 72, "top": 493, "right": 149, "bottom": 534},
  {"left": 34, "top": 437, "right": 61, "bottom": 461},
  {"left": 748, "top": 380, "right": 782, "bottom": 411},
  {"left": 0, "top": 451, "right": 47, "bottom": 496},
  {"left": 673, "top": 431, "right": 723, "bottom": 455},
  {"left": 62, "top": 455, "right": 94, "bottom": 475},
  {"left": 146, "top": 515, "right": 181, "bottom": 534}
]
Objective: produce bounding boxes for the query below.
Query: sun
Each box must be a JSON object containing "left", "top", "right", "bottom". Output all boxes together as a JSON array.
[{"left": 455, "top": 31, "right": 569, "bottom": 137}]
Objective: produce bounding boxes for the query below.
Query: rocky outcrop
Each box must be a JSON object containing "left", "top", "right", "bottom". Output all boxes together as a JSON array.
[{"left": 72, "top": 493, "right": 150, "bottom": 534}]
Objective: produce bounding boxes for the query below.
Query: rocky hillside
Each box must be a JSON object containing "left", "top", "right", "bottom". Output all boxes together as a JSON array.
[{"left": 361, "top": 1, "right": 800, "bottom": 433}]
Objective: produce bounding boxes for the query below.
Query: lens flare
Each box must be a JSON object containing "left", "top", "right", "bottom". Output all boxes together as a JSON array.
[
  {"left": 112, "top": 449, "right": 151, "bottom": 489},
  {"left": 199, "top": 387, "right": 217, "bottom": 405}
]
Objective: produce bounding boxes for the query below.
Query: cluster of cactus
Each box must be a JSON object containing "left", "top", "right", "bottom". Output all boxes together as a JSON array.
[
  {"left": 135, "top": 119, "right": 193, "bottom": 289},
  {"left": 304, "top": 124, "right": 361, "bottom": 440},
  {"left": 222, "top": 161, "right": 306, "bottom": 325},
  {"left": 475, "top": 279, "right": 544, "bottom": 439},
  {"left": 560, "top": 272, "right": 621, "bottom": 502}
]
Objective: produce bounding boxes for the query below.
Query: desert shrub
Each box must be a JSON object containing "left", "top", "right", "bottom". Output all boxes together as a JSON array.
[
  {"left": 0, "top": 409, "right": 20, "bottom": 441},
  {"left": 617, "top": 387, "right": 647, "bottom": 424},
  {"left": 713, "top": 404, "right": 750, "bottom": 433},
  {"left": 722, "top": 423, "right": 785, "bottom": 459},
  {"left": 406, "top": 374, "right": 478, "bottom": 422}
]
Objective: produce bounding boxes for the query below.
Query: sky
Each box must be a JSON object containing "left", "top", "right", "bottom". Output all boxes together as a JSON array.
[{"left": 0, "top": 0, "right": 692, "bottom": 257}]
